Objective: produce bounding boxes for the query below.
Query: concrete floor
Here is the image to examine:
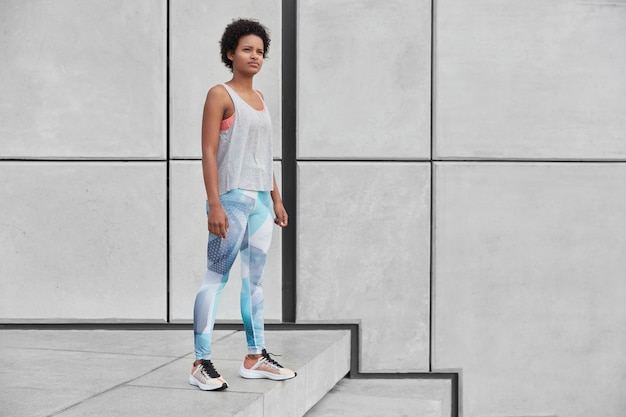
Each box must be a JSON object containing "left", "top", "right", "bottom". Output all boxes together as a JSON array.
[{"left": 0, "top": 329, "right": 451, "bottom": 417}]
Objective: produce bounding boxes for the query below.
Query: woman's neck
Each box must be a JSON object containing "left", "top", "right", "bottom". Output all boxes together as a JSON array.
[{"left": 227, "top": 75, "right": 254, "bottom": 92}]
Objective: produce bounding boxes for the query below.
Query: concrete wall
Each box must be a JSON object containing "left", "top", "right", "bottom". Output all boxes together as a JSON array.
[
  {"left": 435, "top": 0, "right": 626, "bottom": 159},
  {"left": 296, "top": 0, "right": 432, "bottom": 373},
  {"left": 0, "top": 0, "right": 166, "bottom": 159},
  {"left": 432, "top": 2, "right": 626, "bottom": 416},
  {"left": 2, "top": 0, "right": 626, "bottom": 416},
  {"left": 0, "top": 0, "right": 284, "bottom": 323},
  {"left": 0, "top": 0, "right": 167, "bottom": 322},
  {"left": 433, "top": 162, "right": 626, "bottom": 417}
]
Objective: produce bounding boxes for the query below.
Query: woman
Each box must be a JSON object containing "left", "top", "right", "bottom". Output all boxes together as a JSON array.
[{"left": 189, "top": 19, "right": 296, "bottom": 391}]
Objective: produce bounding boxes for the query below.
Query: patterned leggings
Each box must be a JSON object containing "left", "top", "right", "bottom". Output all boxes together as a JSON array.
[{"left": 194, "top": 189, "right": 274, "bottom": 360}]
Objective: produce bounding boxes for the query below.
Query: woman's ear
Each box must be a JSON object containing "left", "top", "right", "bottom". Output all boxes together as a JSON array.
[{"left": 226, "top": 50, "right": 234, "bottom": 61}]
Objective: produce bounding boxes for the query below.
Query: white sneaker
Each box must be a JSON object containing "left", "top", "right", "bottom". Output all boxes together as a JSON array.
[
  {"left": 239, "top": 349, "right": 297, "bottom": 381},
  {"left": 189, "top": 360, "right": 228, "bottom": 391}
]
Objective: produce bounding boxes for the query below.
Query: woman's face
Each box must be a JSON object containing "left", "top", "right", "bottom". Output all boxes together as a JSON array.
[{"left": 228, "top": 34, "right": 265, "bottom": 74}]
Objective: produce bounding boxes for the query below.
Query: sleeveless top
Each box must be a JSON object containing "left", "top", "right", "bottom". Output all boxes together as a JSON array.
[{"left": 217, "top": 83, "right": 273, "bottom": 195}]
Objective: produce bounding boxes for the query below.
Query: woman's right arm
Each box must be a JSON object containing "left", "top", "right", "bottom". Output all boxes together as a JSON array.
[{"left": 201, "top": 86, "right": 230, "bottom": 239}]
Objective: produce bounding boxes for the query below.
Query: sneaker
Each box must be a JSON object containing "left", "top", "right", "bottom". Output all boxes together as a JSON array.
[
  {"left": 239, "top": 349, "right": 297, "bottom": 381},
  {"left": 189, "top": 360, "right": 228, "bottom": 391}
]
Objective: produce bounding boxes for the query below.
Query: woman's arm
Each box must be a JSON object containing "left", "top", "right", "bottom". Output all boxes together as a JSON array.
[
  {"left": 201, "top": 86, "right": 232, "bottom": 239},
  {"left": 271, "top": 174, "right": 288, "bottom": 227},
  {"left": 257, "top": 89, "right": 288, "bottom": 228}
]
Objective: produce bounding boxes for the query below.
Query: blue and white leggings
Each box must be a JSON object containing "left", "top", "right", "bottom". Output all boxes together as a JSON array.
[{"left": 194, "top": 189, "right": 274, "bottom": 360}]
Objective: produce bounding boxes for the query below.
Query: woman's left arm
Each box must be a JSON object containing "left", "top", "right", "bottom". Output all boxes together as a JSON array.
[{"left": 271, "top": 174, "right": 288, "bottom": 227}]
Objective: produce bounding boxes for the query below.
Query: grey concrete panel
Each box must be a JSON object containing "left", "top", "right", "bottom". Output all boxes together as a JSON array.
[
  {"left": 169, "top": 0, "right": 282, "bottom": 159},
  {"left": 302, "top": 331, "right": 352, "bottom": 411},
  {"left": 55, "top": 385, "right": 264, "bottom": 417},
  {"left": 435, "top": 1, "right": 626, "bottom": 159},
  {"left": 169, "top": 161, "right": 282, "bottom": 322},
  {"left": 433, "top": 162, "right": 626, "bottom": 417},
  {"left": 0, "top": 0, "right": 166, "bottom": 159},
  {"left": 297, "top": 162, "right": 431, "bottom": 372},
  {"left": 298, "top": 0, "right": 431, "bottom": 159},
  {"left": 0, "top": 345, "right": 177, "bottom": 417},
  {"left": 305, "top": 378, "right": 451, "bottom": 417},
  {"left": 0, "top": 162, "right": 166, "bottom": 321}
]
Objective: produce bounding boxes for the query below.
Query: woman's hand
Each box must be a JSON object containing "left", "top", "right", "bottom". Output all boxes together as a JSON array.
[
  {"left": 208, "top": 205, "right": 229, "bottom": 239},
  {"left": 273, "top": 202, "right": 288, "bottom": 228}
]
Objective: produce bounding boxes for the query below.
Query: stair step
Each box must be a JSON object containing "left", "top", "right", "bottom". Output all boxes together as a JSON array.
[
  {"left": 0, "top": 328, "right": 351, "bottom": 417},
  {"left": 305, "top": 377, "right": 453, "bottom": 417}
]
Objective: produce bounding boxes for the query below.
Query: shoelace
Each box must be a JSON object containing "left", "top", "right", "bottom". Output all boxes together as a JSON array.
[
  {"left": 261, "top": 349, "right": 284, "bottom": 369},
  {"left": 200, "top": 359, "right": 221, "bottom": 378}
]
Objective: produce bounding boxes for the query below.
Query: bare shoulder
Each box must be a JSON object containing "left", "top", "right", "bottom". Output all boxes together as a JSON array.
[
  {"left": 255, "top": 89, "right": 265, "bottom": 100},
  {"left": 206, "top": 84, "right": 231, "bottom": 103},
  {"left": 205, "top": 84, "right": 234, "bottom": 117}
]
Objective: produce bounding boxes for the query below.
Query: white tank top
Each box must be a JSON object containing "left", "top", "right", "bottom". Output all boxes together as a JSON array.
[{"left": 217, "top": 83, "right": 273, "bottom": 195}]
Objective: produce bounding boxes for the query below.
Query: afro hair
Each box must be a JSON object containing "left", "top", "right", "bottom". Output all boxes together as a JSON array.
[{"left": 220, "top": 18, "right": 271, "bottom": 71}]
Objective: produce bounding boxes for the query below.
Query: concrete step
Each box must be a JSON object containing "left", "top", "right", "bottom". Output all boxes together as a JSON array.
[
  {"left": 0, "top": 328, "right": 351, "bottom": 417},
  {"left": 305, "top": 377, "right": 454, "bottom": 417}
]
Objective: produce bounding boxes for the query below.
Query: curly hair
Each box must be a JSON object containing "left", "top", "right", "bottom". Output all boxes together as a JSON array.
[{"left": 220, "top": 19, "right": 270, "bottom": 71}]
